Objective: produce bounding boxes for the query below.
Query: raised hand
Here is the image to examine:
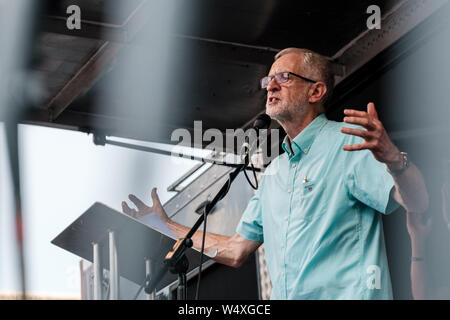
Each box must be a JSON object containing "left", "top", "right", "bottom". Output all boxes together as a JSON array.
[
  {"left": 122, "top": 187, "right": 169, "bottom": 223},
  {"left": 340, "top": 102, "right": 403, "bottom": 168}
]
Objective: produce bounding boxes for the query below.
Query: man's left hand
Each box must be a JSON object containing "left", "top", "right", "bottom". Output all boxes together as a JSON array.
[{"left": 340, "top": 102, "right": 403, "bottom": 169}]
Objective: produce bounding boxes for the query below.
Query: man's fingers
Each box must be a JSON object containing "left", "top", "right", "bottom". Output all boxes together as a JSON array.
[
  {"left": 343, "top": 116, "right": 375, "bottom": 130},
  {"left": 340, "top": 126, "right": 370, "bottom": 139},
  {"left": 367, "top": 102, "right": 379, "bottom": 120},
  {"left": 151, "top": 188, "right": 162, "bottom": 207},
  {"left": 122, "top": 201, "right": 135, "bottom": 216},
  {"left": 344, "top": 109, "right": 367, "bottom": 117},
  {"left": 150, "top": 188, "right": 170, "bottom": 223},
  {"left": 128, "top": 194, "right": 148, "bottom": 210},
  {"left": 342, "top": 143, "right": 369, "bottom": 151}
]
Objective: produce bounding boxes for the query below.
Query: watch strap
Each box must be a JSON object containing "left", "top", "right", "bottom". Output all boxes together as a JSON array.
[{"left": 387, "top": 152, "right": 409, "bottom": 176}]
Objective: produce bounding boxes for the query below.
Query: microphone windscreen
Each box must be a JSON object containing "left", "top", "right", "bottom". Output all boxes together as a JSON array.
[{"left": 253, "top": 114, "right": 271, "bottom": 131}]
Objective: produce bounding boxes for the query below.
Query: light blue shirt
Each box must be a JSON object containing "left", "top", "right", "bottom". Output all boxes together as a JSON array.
[{"left": 236, "top": 113, "right": 399, "bottom": 300}]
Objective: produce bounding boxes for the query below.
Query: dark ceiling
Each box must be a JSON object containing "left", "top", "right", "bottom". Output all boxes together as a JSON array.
[
  {"left": 173, "top": 0, "right": 399, "bottom": 56},
  {"left": 25, "top": 0, "right": 429, "bottom": 147}
]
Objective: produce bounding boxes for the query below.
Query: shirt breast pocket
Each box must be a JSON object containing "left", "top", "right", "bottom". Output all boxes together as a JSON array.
[
  {"left": 296, "top": 179, "right": 328, "bottom": 220},
  {"left": 302, "top": 180, "right": 316, "bottom": 196},
  {"left": 301, "top": 179, "right": 327, "bottom": 197}
]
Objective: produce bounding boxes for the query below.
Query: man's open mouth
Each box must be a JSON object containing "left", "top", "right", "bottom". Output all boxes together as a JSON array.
[{"left": 268, "top": 97, "right": 280, "bottom": 103}]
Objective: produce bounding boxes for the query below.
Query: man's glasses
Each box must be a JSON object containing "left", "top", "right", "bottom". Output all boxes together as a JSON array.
[{"left": 260, "top": 72, "right": 317, "bottom": 89}]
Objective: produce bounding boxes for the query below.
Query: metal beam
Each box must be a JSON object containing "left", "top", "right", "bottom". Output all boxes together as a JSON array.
[
  {"left": 44, "top": 0, "right": 153, "bottom": 121},
  {"left": 42, "top": 0, "right": 149, "bottom": 43},
  {"left": 332, "top": 0, "right": 449, "bottom": 85},
  {"left": 47, "top": 41, "right": 123, "bottom": 121},
  {"left": 23, "top": 107, "right": 179, "bottom": 144}
]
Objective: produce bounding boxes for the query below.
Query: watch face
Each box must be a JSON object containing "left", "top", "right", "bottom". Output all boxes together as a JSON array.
[
  {"left": 387, "top": 152, "right": 409, "bottom": 176},
  {"left": 402, "top": 152, "right": 409, "bottom": 169}
]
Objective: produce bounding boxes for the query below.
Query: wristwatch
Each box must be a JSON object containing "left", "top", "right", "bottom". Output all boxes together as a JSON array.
[{"left": 387, "top": 152, "right": 409, "bottom": 176}]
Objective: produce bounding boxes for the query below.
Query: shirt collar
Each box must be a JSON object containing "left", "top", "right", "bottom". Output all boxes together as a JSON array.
[{"left": 282, "top": 113, "right": 328, "bottom": 158}]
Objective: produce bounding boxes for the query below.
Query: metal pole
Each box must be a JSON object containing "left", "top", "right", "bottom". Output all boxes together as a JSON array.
[
  {"left": 145, "top": 258, "right": 155, "bottom": 300},
  {"left": 109, "top": 230, "right": 119, "bottom": 300},
  {"left": 102, "top": 138, "right": 261, "bottom": 172},
  {"left": 93, "top": 242, "right": 102, "bottom": 300},
  {"left": 177, "top": 273, "right": 186, "bottom": 300}
]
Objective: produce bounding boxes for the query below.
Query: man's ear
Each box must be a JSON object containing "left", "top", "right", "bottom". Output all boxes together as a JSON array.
[{"left": 308, "top": 82, "right": 327, "bottom": 103}]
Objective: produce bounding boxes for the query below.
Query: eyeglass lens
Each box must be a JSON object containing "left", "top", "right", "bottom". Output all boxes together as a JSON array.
[{"left": 260, "top": 72, "right": 289, "bottom": 89}]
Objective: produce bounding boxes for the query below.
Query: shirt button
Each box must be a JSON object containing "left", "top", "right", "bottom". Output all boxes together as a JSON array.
[
  {"left": 291, "top": 163, "right": 296, "bottom": 168},
  {"left": 304, "top": 148, "right": 308, "bottom": 153},
  {"left": 284, "top": 216, "right": 288, "bottom": 221},
  {"left": 281, "top": 243, "right": 285, "bottom": 248},
  {"left": 287, "top": 189, "right": 292, "bottom": 193},
  {"left": 281, "top": 272, "right": 285, "bottom": 277}
]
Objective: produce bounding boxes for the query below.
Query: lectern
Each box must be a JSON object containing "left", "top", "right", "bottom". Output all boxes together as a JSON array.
[{"left": 52, "top": 202, "right": 210, "bottom": 299}]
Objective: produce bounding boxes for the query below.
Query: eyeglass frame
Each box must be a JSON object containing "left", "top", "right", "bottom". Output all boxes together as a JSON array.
[{"left": 260, "top": 71, "right": 318, "bottom": 89}]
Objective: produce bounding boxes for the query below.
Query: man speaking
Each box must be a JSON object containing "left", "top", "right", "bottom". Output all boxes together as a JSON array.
[{"left": 122, "top": 48, "right": 429, "bottom": 299}]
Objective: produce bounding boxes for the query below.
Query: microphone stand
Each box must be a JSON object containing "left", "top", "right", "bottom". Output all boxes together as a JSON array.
[{"left": 144, "top": 146, "right": 252, "bottom": 298}]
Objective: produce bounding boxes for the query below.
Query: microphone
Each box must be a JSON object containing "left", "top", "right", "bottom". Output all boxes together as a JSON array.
[
  {"left": 252, "top": 113, "right": 271, "bottom": 131},
  {"left": 242, "top": 114, "right": 271, "bottom": 161}
]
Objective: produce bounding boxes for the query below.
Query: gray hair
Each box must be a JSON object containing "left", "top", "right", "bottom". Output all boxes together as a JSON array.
[{"left": 274, "top": 48, "right": 334, "bottom": 106}]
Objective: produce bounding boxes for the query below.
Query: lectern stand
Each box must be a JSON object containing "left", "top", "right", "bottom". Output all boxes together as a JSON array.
[{"left": 52, "top": 202, "right": 209, "bottom": 299}]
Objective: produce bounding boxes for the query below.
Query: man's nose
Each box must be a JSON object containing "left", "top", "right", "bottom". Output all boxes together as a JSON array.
[{"left": 266, "top": 77, "right": 280, "bottom": 92}]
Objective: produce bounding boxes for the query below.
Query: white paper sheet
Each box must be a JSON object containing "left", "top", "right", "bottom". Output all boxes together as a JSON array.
[
  {"left": 138, "top": 213, "right": 217, "bottom": 258},
  {"left": 138, "top": 213, "right": 177, "bottom": 240}
]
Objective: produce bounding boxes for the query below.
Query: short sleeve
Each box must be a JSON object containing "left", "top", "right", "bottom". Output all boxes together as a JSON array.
[
  {"left": 236, "top": 180, "right": 264, "bottom": 242},
  {"left": 345, "top": 148, "right": 400, "bottom": 215}
]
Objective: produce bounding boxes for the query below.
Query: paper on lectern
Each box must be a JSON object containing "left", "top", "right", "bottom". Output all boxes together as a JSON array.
[
  {"left": 139, "top": 213, "right": 176, "bottom": 239},
  {"left": 138, "top": 213, "right": 217, "bottom": 258}
]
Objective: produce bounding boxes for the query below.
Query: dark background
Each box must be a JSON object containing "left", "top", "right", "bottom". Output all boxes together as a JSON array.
[{"left": 327, "top": 6, "right": 450, "bottom": 299}]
